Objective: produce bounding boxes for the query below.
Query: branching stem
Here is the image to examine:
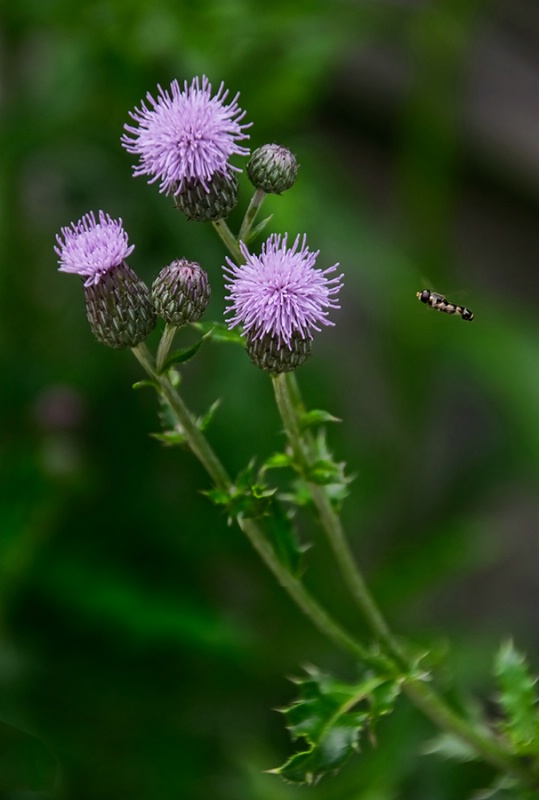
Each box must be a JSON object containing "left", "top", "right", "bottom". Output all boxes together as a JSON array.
[
  {"left": 131, "top": 342, "right": 375, "bottom": 667},
  {"left": 270, "top": 371, "right": 536, "bottom": 787}
]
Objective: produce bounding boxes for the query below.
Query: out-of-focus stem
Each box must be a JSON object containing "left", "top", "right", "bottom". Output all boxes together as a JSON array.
[{"left": 238, "top": 187, "right": 267, "bottom": 242}]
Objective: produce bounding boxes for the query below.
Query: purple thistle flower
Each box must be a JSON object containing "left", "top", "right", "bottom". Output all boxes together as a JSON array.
[
  {"left": 121, "top": 76, "right": 251, "bottom": 195},
  {"left": 223, "top": 234, "right": 343, "bottom": 348},
  {"left": 55, "top": 211, "right": 134, "bottom": 287}
]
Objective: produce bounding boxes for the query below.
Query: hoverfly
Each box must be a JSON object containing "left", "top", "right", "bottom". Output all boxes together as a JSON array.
[{"left": 416, "top": 289, "right": 474, "bottom": 321}]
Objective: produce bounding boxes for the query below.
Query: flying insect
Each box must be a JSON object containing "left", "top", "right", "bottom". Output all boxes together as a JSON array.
[{"left": 416, "top": 289, "right": 474, "bottom": 321}]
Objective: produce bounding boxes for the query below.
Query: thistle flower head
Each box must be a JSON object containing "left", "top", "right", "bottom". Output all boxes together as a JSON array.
[
  {"left": 223, "top": 234, "right": 343, "bottom": 349},
  {"left": 121, "top": 76, "right": 251, "bottom": 195},
  {"left": 54, "top": 211, "right": 134, "bottom": 287}
]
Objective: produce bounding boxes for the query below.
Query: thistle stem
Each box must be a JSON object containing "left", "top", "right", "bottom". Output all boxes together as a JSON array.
[
  {"left": 238, "top": 187, "right": 267, "bottom": 242},
  {"left": 212, "top": 218, "right": 244, "bottom": 264},
  {"left": 130, "top": 342, "right": 375, "bottom": 666},
  {"left": 156, "top": 323, "right": 178, "bottom": 373},
  {"left": 272, "top": 373, "right": 405, "bottom": 665},
  {"left": 270, "top": 370, "right": 535, "bottom": 786}
]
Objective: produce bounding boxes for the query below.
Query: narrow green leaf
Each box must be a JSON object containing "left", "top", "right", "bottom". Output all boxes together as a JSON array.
[
  {"left": 191, "top": 321, "right": 245, "bottom": 345},
  {"left": 422, "top": 732, "right": 478, "bottom": 762},
  {"left": 204, "top": 488, "right": 231, "bottom": 507},
  {"left": 299, "top": 409, "right": 341, "bottom": 430},
  {"left": 132, "top": 379, "right": 158, "bottom": 391},
  {"left": 197, "top": 399, "right": 221, "bottom": 432},
  {"left": 245, "top": 214, "right": 273, "bottom": 243},
  {"left": 159, "top": 336, "right": 207, "bottom": 372},
  {"left": 271, "top": 665, "right": 400, "bottom": 785},
  {"left": 494, "top": 641, "right": 539, "bottom": 754},
  {"left": 150, "top": 430, "right": 187, "bottom": 447},
  {"left": 262, "top": 452, "right": 294, "bottom": 471}
]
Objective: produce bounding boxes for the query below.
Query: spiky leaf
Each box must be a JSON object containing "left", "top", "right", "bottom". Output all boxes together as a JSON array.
[
  {"left": 206, "top": 463, "right": 304, "bottom": 574},
  {"left": 494, "top": 641, "right": 539, "bottom": 754},
  {"left": 271, "top": 666, "right": 400, "bottom": 785}
]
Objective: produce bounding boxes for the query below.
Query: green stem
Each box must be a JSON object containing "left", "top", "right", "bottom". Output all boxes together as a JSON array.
[
  {"left": 272, "top": 373, "right": 405, "bottom": 664},
  {"left": 133, "top": 342, "right": 230, "bottom": 490},
  {"left": 130, "top": 342, "right": 374, "bottom": 666},
  {"left": 404, "top": 680, "right": 534, "bottom": 785},
  {"left": 212, "top": 218, "right": 244, "bottom": 264},
  {"left": 156, "top": 323, "right": 178, "bottom": 373},
  {"left": 238, "top": 187, "right": 267, "bottom": 242},
  {"left": 239, "top": 516, "right": 374, "bottom": 664},
  {"left": 271, "top": 371, "right": 535, "bottom": 786}
]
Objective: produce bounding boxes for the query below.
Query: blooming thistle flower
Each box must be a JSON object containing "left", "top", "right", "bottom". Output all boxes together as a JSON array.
[
  {"left": 55, "top": 211, "right": 156, "bottom": 349},
  {"left": 55, "top": 210, "right": 134, "bottom": 287},
  {"left": 223, "top": 234, "right": 343, "bottom": 371},
  {"left": 121, "top": 76, "right": 251, "bottom": 197}
]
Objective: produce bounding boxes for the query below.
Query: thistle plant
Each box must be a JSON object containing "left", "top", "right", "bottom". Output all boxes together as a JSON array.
[{"left": 55, "top": 75, "right": 539, "bottom": 796}]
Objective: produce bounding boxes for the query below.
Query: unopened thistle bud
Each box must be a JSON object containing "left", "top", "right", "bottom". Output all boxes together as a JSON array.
[
  {"left": 55, "top": 210, "right": 156, "bottom": 349},
  {"left": 84, "top": 262, "right": 156, "bottom": 349},
  {"left": 247, "top": 144, "right": 299, "bottom": 194},
  {"left": 152, "top": 259, "right": 211, "bottom": 326},
  {"left": 246, "top": 331, "right": 312, "bottom": 373},
  {"left": 174, "top": 172, "right": 239, "bottom": 221}
]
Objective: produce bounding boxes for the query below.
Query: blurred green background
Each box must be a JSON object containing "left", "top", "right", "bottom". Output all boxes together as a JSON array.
[{"left": 2, "top": 0, "right": 539, "bottom": 797}]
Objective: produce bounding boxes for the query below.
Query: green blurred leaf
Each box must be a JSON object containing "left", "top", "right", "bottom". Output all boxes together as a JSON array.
[
  {"left": 262, "top": 451, "right": 294, "bottom": 471},
  {"left": 299, "top": 409, "right": 341, "bottom": 431},
  {"left": 38, "top": 555, "right": 243, "bottom": 653},
  {"left": 422, "top": 732, "right": 478, "bottom": 762},
  {"left": 306, "top": 458, "right": 344, "bottom": 486},
  {"left": 305, "top": 429, "right": 353, "bottom": 508},
  {"left": 271, "top": 665, "right": 400, "bottom": 785},
  {"left": 132, "top": 379, "right": 158, "bottom": 391},
  {"left": 191, "top": 321, "right": 245, "bottom": 345},
  {"left": 154, "top": 395, "right": 220, "bottom": 446},
  {"left": 150, "top": 430, "right": 187, "bottom": 446},
  {"left": 494, "top": 641, "right": 539, "bottom": 755},
  {"left": 197, "top": 399, "right": 221, "bottom": 432}
]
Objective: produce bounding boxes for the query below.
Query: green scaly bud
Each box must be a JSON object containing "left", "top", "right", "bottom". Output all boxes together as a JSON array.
[
  {"left": 247, "top": 144, "right": 299, "bottom": 194},
  {"left": 152, "top": 259, "right": 211, "bottom": 327},
  {"left": 84, "top": 261, "right": 156, "bottom": 349}
]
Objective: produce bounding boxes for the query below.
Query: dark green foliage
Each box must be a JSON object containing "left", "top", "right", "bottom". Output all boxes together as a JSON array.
[
  {"left": 206, "top": 461, "right": 305, "bottom": 575},
  {"left": 272, "top": 665, "right": 400, "bottom": 785},
  {"left": 494, "top": 642, "right": 539, "bottom": 757}
]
